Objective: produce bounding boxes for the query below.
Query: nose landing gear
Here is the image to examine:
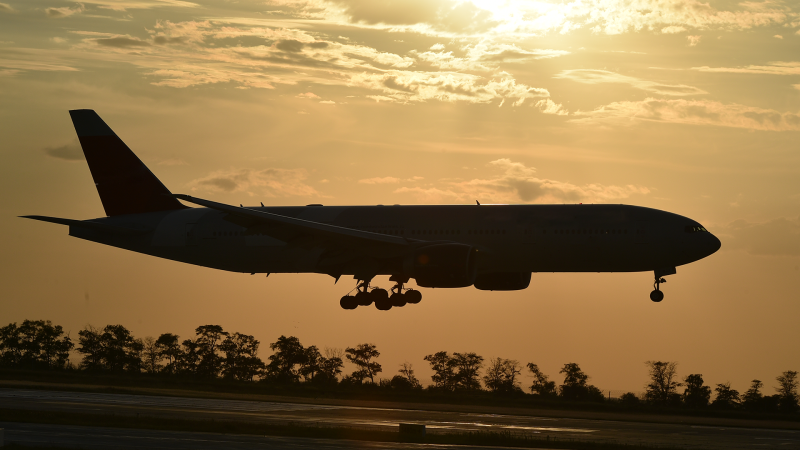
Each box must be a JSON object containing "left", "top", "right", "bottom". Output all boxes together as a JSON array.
[{"left": 650, "top": 277, "right": 666, "bottom": 302}]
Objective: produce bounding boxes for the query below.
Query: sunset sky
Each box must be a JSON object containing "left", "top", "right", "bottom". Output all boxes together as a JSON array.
[{"left": 1, "top": 0, "right": 798, "bottom": 394}]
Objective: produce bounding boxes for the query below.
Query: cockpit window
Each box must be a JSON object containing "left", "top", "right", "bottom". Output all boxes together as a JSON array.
[{"left": 685, "top": 225, "right": 708, "bottom": 233}]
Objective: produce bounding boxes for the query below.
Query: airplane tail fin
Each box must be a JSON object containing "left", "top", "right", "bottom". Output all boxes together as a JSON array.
[{"left": 69, "top": 110, "right": 187, "bottom": 217}]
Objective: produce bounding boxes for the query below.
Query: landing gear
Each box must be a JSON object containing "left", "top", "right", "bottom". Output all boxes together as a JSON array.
[
  {"left": 650, "top": 277, "right": 666, "bottom": 302},
  {"left": 339, "top": 277, "right": 423, "bottom": 310}
]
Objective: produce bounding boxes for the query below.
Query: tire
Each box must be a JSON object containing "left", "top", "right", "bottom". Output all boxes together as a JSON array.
[
  {"left": 390, "top": 292, "right": 407, "bottom": 307},
  {"left": 650, "top": 290, "right": 664, "bottom": 302},
  {"left": 405, "top": 290, "right": 422, "bottom": 304},
  {"left": 375, "top": 298, "right": 392, "bottom": 311},
  {"left": 355, "top": 291, "right": 372, "bottom": 306},
  {"left": 370, "top": 288, "right": 389, "bottom": 303},
  {"left": 340, "top": 295, "right": 357, "bottom": 310}
]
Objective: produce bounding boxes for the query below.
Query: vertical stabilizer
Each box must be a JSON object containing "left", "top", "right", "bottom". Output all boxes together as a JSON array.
[{"left": 69, "top": 110, "right": 187, "bottom": 216}]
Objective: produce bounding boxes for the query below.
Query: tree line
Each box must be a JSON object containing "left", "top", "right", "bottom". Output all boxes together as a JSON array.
[{"left": 0, "top": 320, "right": 797, "bottom": 414}]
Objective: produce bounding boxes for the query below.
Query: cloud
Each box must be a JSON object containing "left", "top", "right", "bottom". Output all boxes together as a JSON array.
[
  {"left": 297, "top": 92, "right": 320, "bottom": 98},
  {"left": 717, "top": 216, "right": 800, "bottom": 257},
  {"left": 188, "top": 168, "right": 323, "bottom": 198},
  {"left": 572, "top": 98, "right": 800, "bottom": 131},
  {"left": 157, "top": 158, "right": 188, "bottom": 166},
  {"left": 77, "top": 0, "right": 198, "bottom": 11},
  {"left": 359, "top": 177, "right": 401, "bottom": 184},
  {"left": 535, "top": 99, "right": 568, "bottom": 115},
  {"left": 661, "top": 26, "right": 686, "bottom": 34},
  {"left": 394, "top": 159, "right": 649, "bottom": 204},
  {"left": 46, "top": 5, "right": 84, "bottom": 18},
  {"left": 44, "top": 142, "right": 84, "bottom": 161},
  {"left": 774, "top": 35, "right": 783, "bottom": 39},
  {"left": 687, "top": 35, "right": 702, "bottom": 46},
  {"left": 692, "top": 62, "right": 800, "bottom": 75},
  {"left": 0, "top": 3, "right": 14, "bottom": 12},
  {"left": 556, "top": 69, "right": 707, "bottom": 96},
  {"left": 430, "top": 43, "right": 444, "bottom": 50},
  {"left": 351, "top": 71, "right": 549, "bottom": 105},
  {"left": 96, "top": 37, "right": 151, "bottom": 48}
]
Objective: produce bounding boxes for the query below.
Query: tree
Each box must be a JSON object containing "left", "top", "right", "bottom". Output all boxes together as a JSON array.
[
  {"left": 142, "top": 336, "right": 162, "bottom": 374},
  {"left": 527, "top": 363, "right": 557, "bottom": 397},
  {"left": 682, "top": 374, "right": 711, "bottom": 408},
  {"left": 155, "top": 333, "right": 181, "bottom": 375},
  {"left": 178, "top": 338, "right": 200, "bottom": 375},
  {"left": 265, "top": 335, "right": 306, "bottom": 383},
  {"left": 742, "top": 379, "right": 764, "bottom": 411},
  {"left": 345, "top": 343, "right": 382, "bottom": 384},
  {"left": 424, "top": 351, "right": 457, "bottom": 391},
  {"left": 390, "top": 362, "right": 421, "bottom": 389},
  {"left": 620, "top": 392, "right": 641, "bottom": 407},
  {"left": 711, "top": 382, "right": 740, "bottom": 409},
  {"left": 0, "top": 320, "right": 73, "bottom": 369},
  {"left": 644, "top": 361, "right": 681, "bottom": 405},
  {"left": 220, "top": 332, "right": 265, "bottom": 381},
  {"left": 194, "top": 325, "right": 228, "bottom": 378},
  {"left": 77, "top": 324, "right": 143, "bottom": 372},
  {"left": 315, "top": 347, "right": 344, "bottom": 384},
  {"left": 483, "top": 358, "right": 522, "bottom": 394},
  {"left": 299, "top": 345, "right": 323, "bottom": 382},
  {"left": 452, "top": 352, "right": 484, "bottom": 391},
  {"left": 776, "top": 370, "right": 799, "bottom": 413}
]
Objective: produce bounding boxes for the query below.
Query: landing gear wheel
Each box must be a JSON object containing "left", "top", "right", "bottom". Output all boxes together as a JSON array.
[
  {"left": 355, "top": 291, "right": 373, "bottom": 306},
  {"left": 375, "top": 297, "right": 392, "bottom": 310},
  {"left": 370, "top": 288, "right": 389, "bottom": 303},
  {"left": 389, "top": 292, "right": 407, "bottom": 307},
  {"left": 405, "top": 289, "right": 422, "bottom": 304},
  {"left": 649, "top": 290, "right": 664, "bottom": 302},
  {"left": 340, "top": 295, "right": 358, "bottom": 310}
]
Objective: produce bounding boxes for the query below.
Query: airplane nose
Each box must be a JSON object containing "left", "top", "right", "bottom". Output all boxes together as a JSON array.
[{"left": 707, "top": 233, "right": 721, "bottom": 256}]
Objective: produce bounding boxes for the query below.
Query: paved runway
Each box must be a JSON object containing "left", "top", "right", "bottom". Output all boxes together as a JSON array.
[
  {"left": 1, "top": 422, "right": 526, "bottom": 450},
  {"left": 2, "top": 388, "right": 800, "bottom": 449}
]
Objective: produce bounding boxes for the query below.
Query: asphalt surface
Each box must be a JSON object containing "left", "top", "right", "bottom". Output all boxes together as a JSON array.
[
  {"left": 1, "top": 422, "right": 527, "bottom": 450},
  {"left": 2, "top": 388, "right": 800, "bottom": 449}
]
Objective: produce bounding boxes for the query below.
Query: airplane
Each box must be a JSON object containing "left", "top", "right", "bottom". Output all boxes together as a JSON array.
[{"left": 22, "top": 110, "right": 721, "bottom": 310}]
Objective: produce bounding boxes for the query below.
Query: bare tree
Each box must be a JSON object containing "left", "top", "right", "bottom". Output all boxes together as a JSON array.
[
  {"left": 483, "top": 358, "right": 522, "bottom": 394},
  {"left": 142, "top": 336, "right": 162, "bottom": 374},
  {"left": 644, "top": 361, "right": 681, "bottom": 405}
]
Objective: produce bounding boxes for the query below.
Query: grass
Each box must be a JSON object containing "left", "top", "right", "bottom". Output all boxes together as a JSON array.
[{"left": 0, "top": 408, "right": 684, "bottom": 450}]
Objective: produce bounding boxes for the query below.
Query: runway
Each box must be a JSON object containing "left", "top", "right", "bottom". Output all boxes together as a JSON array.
[
  {"left": 1, "top": 422, "right": 524, "bottom": 450},
  {"left": 2, "top": 388, "right": 799, "bottom": 449}
]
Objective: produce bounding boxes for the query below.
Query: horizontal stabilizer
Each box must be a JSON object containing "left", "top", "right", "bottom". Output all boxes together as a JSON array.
[{"left": 21, "top": 215, "right": 152, "bottom": 236}]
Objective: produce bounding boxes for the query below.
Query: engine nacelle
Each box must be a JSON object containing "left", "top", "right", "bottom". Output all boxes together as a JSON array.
[
  {"left": 404, "top": 244, "right": 478, "bottom": 288},
  {"left": 474, "top": 272, "right": 531, "bottom": 291}
]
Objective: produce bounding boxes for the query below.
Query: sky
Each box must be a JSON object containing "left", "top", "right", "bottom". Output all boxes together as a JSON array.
[{"left": 1, "top": 0, "right": 799, "bottom": 395}]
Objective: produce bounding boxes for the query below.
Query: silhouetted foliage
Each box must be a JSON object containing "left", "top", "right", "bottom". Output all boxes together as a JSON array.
[
  {"left": 711, "top": 382, "right": 740, "bottom": 409},
  {"left": 194, "top": 325, "right": 228, "bottom": 378},
  {"left": 220, "top": 332, "right": 265, "bottom": 381},
  {"left": 452, "top": 352, "right": 484, "bottom": 391},
  {"left": 345, "top": 343, "right": 382, "bottom": 384},
  {"left": 0, "top": 320, "right": 73, "bottom": 369},
  {"left": 316, "top": 348, "right": 345, "bottom": 384},
  {"left": 390, "top": 362, "right": 421, "bottom": 389},
  {"left": 155, "top": 333, "right": 181, "bottom": 375},
  {"left": 265, "top": 335, "right": 306, "bottom": 383},
  {"left": 682, "top": 374, "right": 711, "bottom": 408},
  {"left": 424, "top": 351, "right": 457, "bottom": 391},
  {"left": 644, "top": 361, "right": 681, "bottom": 406},
  {"left": 559, "top": 363, "right": 604, "bottom": 402},
  {"left": 527, "top": 363, "right": 557, "bottom": 397},
  {"left": 141, "top": 336, "right": 161, "bottom": 374},
  {"left": 776, "top": 370, "right": 799, "bottom": 413},
  {"left": 620, "top": 392, "right": 641, "bottom": 407},
  {"left": 178, "top": 338, "right": 200, "bottom": 375},
  {"left": 483, "top": 358, "right": 522, "bottom": 394},
  {"left": 77, "top": 324, "right": 143, "bottom": 372}
]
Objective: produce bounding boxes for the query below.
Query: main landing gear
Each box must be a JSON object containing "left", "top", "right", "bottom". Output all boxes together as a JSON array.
[
  {"left": 650, "top": 277, "right": 666, "bottom": 302},
  {"left": 340, "top": 278, "right": 422, "bottom": 311}
]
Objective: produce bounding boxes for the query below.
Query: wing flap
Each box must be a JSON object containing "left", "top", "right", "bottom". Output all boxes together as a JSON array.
[{"left": 21, "top": 215, "right": 152, "bottom": 236}]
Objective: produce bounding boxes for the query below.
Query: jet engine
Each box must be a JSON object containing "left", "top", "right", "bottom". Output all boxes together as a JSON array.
[
  {"left": 474, "top": 272, "right": 531, "bottom": 291},
  {"left": 404, "top": 244, "right": 478, "bottom": 288}
]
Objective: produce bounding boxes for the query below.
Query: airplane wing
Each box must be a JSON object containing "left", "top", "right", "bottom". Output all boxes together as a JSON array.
[
  {"left": 173, "top": 194, "right": 414, "bottom": 249},
  {"left": 21, "top": 215, "right": 152, "bottom": 236}
]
